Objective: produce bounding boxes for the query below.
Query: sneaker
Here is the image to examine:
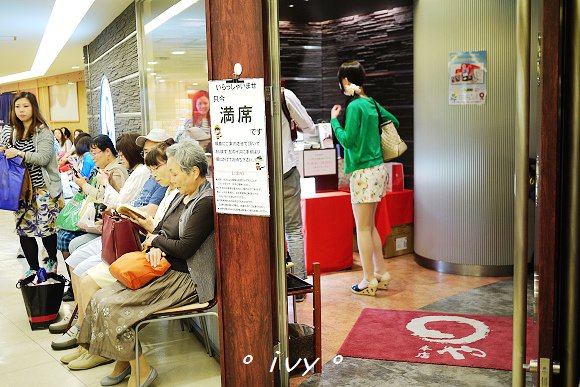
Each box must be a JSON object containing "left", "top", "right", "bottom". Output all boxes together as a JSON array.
[
  {"left": 62, "top": 287, "right": 75, "bottom": 302},
  {"left": 49, "top": 312, "right": 77, "bottom": 334},
  {"left": 43, "top": 258, "right": 58, "bottom": 274},
  {"left": 60, "top": 345, "right": 87, "bottom": 364},
  {"left": 22, "top": 268, "right": 36, "bottom": 279},
  {"left": 51, "top": 324, "right": 80, "bottom": 350},
  {"left": 67, "top": 353, "right": 114, "bottom": 370}
]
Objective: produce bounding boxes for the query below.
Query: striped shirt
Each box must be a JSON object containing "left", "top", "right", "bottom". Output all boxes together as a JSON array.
[{"left": 1, "top": 125, "right": 45, "bottom": 187}]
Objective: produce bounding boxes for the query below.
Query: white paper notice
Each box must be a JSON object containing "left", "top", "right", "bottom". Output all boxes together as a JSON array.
[
  {"left": 208, "top": 78, "right": 270, "bottom": 216},
  {"left": 303, "top": 149, "right": 337, "bottom": 177}
]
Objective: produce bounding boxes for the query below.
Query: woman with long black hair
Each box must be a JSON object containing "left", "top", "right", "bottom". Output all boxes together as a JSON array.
[{"left": 1, "top": 92, "right": 63, "bottom": 277}]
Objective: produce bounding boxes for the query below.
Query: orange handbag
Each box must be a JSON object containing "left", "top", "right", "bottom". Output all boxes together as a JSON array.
[{"left": 109, "top": 251, "right": 171, "bottom": 290}]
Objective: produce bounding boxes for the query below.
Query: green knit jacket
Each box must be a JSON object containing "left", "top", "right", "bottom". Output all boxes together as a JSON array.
[{"left": 331, "top": 97, "right": 399, "bottom": 174}]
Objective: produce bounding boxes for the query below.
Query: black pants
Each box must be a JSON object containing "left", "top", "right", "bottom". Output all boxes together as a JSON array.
[{"left": 20, "top": 234, "right": 58, "bottom": 270}]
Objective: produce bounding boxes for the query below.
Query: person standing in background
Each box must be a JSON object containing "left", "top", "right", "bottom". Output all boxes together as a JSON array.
[
  {"left": 280, "top": 86, "right": 316, "bottom": 289},
  {"left": 330, "top": 60, "right": 399, "bottom": 296},
  {"left": 192, "top": 90, "right": 211, "bottom": 136},
  {"left": 0, "top": 92, "right": 64, "bottom": 277}
]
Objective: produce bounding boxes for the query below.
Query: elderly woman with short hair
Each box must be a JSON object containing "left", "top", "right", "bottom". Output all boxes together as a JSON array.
[{"left": 73, "top": 141, "right": 214, "bottom": 387}]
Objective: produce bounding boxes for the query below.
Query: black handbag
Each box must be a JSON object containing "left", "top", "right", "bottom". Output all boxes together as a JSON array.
[{"left": 17, "top": 273, "right": 67, "bottom": 330}]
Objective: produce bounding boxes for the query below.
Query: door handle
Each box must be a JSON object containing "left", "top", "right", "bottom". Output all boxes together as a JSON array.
[{"left": 523, "top": 359, "right": 538, "bottom": 373}]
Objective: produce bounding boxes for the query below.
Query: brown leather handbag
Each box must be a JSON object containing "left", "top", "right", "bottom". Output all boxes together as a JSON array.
[{"left": 101, "top": 212, "right": 142, "bottom": 265}]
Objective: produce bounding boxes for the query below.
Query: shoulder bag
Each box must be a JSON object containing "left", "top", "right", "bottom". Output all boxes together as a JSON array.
[{"left": 373, "top": 100, "right": 407, "bottom": 161}]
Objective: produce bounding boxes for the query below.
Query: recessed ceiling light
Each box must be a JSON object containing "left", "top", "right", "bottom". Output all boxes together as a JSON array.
[
  {"left": 148, "top": 61, "right": 158, "bottom": 65},
  {"left": 289, "top": 4, "right": 294, "bottom": 7},
  {"left": 145, "top": 0, "right": 200, "bottom": 34},
  {"left": 171, "top": 51, "right": 186, "bottom": 55},
  {"left": 67, "top": 82, "right": 75, "bottom": 85},
  {"left": 192, "top": 82, "right": 199, "bottom": 86},
  {"left": 71, "top": 66, "right": 80, "bottom": 69},
  {"left": 146, "top": 68, "right": 152, "bottom": 71}
]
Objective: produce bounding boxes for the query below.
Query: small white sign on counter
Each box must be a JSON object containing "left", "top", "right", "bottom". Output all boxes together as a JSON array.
[
  {"left": 208, "top": 78, "right": 270, "bottom": 216},
  {"left": 303, "top": 148, "right": 337, "bottom": 177}
]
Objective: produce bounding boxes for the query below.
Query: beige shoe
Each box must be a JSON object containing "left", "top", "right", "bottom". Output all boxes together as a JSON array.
[
  {"left": 60, "top": 346, "right": 87, "bottom": 364},
  {"left": 375, "top": 271, "right": 391, "bottom": 290},
  {"left": 67, "top": 353, "right": 114, "bottom": 370}
]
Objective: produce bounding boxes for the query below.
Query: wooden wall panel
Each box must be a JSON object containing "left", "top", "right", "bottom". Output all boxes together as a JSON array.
[{"left": 207, "top": 1, "right": 274, "bottom": 386}]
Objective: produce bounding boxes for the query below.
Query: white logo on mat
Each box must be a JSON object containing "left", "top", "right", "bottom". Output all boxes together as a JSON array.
[{"left": 406, "top": 315, "right": 490, "bottom": 345}]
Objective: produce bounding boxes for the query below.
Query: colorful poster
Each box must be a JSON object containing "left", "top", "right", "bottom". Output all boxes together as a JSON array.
[
  {"left": 448, "top": 50, "right": 487, "bottom": 105},
  {"left": 208, "top": 78, "right": 270, "bottom": 216}
]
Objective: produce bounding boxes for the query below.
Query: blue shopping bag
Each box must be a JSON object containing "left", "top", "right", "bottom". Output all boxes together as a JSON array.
[{"left": 0, "top": 153, "right": 26, "bottom": 211}]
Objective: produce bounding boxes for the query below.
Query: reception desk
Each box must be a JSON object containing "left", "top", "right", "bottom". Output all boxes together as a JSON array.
[{"left": 301, "top": 190, "right": 414, "bottom": 274}]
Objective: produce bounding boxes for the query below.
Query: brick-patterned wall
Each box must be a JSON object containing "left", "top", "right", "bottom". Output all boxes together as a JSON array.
[
  {"left": 84, "top": 3, "right": 141, "bottom": 138},
  {"left": 280, "top": 2, "right": 414, "bottom": 187}
]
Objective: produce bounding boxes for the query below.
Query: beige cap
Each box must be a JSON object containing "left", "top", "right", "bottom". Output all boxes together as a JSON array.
[
  {"left": 183, "top": 126, "right": 210, "bottom": 141},
  {"left": 135, "top": 128, "right": 172, "bottom": 147}
]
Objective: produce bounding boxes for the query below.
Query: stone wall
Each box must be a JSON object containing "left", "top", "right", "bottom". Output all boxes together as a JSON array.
[
  {"left": 280, "top": 2, "right": 414, "bottom": 186},
  {"left": 84, "top": 3, "right": 141, "bottom": 138}
]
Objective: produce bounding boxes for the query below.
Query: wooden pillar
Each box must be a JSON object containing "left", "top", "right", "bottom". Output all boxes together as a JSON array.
[{"left": 206, "top": 1, "right": 275, "bottom": 386}]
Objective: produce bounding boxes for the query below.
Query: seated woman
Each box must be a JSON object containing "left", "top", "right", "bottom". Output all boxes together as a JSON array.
[
  {"left": 72, "top": 133, "right": 95, "bottom": 179},
  {"left": 52, "top": 143, "right": 176, "bottom": 350},
  {"left": 57, "top": 134, "right": 128, "bottom": 261},
  {"left": 67, "top": 141, "right": 214, "bottom": 387},
  {"left": 52, "top": 133, "right": 151, "bottom": 348}
]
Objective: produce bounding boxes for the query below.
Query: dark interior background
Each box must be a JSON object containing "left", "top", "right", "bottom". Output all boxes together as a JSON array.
[{"left": 279, "top": 0, "right": 414, "bottom": 187}]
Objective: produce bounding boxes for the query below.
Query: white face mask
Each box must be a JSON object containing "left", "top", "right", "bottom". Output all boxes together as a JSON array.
[{"left": 343, "top": 83, "right": 361, "bottom": 96}]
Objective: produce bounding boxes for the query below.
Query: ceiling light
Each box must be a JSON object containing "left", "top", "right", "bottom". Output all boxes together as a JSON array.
[
  {"left": 67, "top": 82, "right": 75, "bottom": 85},
  {"left": 171, "top": 51, "right": 186, "bottom": 55},
  {"left": 178, "top": 80, "right": 184, "bottom": 83},
  {"left": 150, "top": 72, "right": 157, "bottom": 76},
  {"left": 144, "top": 0, "right": 200, "bottom": 35},
  {"left": 147, "top": 61, "right": 158, "bottom": 65},
  {"left": 289, "top": 4, "right": 294, "bottom": 7},
  {"left": 0, "top": 0, "right": 95, "bottom": 85},
  {"left": 71, "top": 66, "right": 80, "bottom": 69},
  {"left": 192, "top": 82, "right": 199, "bottom": 86},
  {"left": 158, "top": 79, "right": 166, "bottom": 83},
  {"left": 146, "top": 68, "right": 152, "bottom": 71}
]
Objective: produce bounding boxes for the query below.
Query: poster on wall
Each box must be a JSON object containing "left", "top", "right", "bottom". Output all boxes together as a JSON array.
[
  {"left": 448, "top": 50, "right": 487, "bottom": 105},
  {"left": 208, "top": 78, "right": 270, "bottom": 216},
  {"left": 49, "top": 83, "right": 79, "bottom": 122}
]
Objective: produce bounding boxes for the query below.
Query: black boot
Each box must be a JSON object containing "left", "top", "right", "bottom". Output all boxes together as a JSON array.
[{"left": 62, "top": 286, "right": 75, "bottom": 302}]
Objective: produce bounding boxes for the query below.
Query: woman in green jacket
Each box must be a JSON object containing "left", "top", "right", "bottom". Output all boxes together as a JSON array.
[{"left": 330, "top": 60, "right": 399, "bottom": 296}]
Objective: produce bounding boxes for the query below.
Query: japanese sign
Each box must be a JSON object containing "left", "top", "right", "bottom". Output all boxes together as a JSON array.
[
  {"left": 448, "top": 50, "right": 487, "bottom": 105},
  {"left": 303, "top": 149, "right": 337, "bottom": 177},
  {"left": 209, "top": 78, "right": 270, "bottom": 216}
]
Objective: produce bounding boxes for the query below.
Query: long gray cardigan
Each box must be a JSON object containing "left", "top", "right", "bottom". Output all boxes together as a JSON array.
[
  {"left": 5, "top": 125, "right": 62, "bottom": 198},
  {"left": 160, "top": 180, "right": 215, "bottom": 303}
]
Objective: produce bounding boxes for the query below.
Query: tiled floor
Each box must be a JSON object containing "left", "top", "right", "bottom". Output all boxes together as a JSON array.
[
  {"left": 0, "top": 208, "right": 516, "bottom": 387},
  {"left": 0, "top": 211, "right": 221, "bottom": 387}
]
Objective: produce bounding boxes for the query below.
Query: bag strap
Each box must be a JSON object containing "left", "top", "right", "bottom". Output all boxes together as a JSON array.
[
  {"left": 281, "top": 88, "right": 298, "bottom": 141},
  {"left": 372, "top": 100, "right": 384, "bottom": 136}
]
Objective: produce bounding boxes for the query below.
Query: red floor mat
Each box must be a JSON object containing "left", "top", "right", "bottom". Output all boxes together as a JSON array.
[{"left": 338, "top": 309, "right": 533, "bottom": 370}]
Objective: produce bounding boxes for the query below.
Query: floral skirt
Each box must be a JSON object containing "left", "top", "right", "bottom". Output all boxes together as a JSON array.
[
  {"left": 78, "top": 270, "right": 198, "bottom": 361},
  {"left": 349, "top": 163, "right": 388, "bottom": 204},
  {"left": 14, "top": 187, "right": 64, "bottom": 237}
]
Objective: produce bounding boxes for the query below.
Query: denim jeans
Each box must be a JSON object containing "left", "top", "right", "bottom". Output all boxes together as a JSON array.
[{"left": 283, "top": 167, "right": 306, "bottom": 279}]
